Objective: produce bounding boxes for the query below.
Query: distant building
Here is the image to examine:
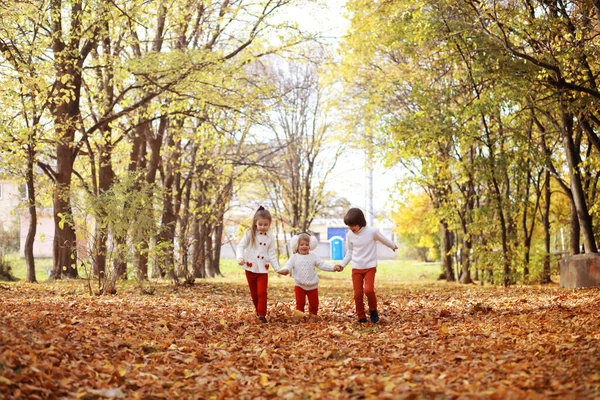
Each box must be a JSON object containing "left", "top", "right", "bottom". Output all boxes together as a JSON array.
[
  {"left": 19, "top": 209, "right": 53, "bottom": 258},
  {"left": 0, "top": 179, "right": 22, "bottom": 232}
]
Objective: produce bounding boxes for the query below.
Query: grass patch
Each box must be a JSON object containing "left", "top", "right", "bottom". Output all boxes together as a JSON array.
[
  {"left": 215, "top": 258, "right": 443, "bottom": 301},
  {"left": 5, "top": 254, "right": 53, "bottom": 281},
  {"left": 6, "top": 254, "right": 441, "bottom": 286},
  {"left": 209, "top": 258, "right": 441, "bottom": 285}
]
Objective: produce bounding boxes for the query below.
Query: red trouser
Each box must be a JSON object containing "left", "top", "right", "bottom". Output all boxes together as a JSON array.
[
  {"left": 245, "top": 271, "right": 268, "bottom": 317},
  {"left": 294, "top": 286, "right": 319, "bottom": 315},
  {"left": 352, "top": 267, "right": 377, "bottom": 319}
]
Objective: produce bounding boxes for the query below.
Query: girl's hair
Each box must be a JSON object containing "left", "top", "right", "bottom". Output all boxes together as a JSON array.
[
  {"left": 344, "top": 207, "right": 367, "bottom": 228},
  {"left": 250, "top": 206, "right": 272, "bottom": 246}
]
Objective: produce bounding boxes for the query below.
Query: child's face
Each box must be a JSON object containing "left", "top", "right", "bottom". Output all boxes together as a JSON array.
[
  {"left": 298, "top": 239, "right": 310, "bottom": 255},
  {"left": 255, "top": 218, "right": 271, "bottom": 234},
  {"left": 348, "top": 224, "right": 360, "bottom": 234}
]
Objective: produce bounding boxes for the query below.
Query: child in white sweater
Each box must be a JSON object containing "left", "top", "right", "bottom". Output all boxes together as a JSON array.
[
  {"left": 335, "top": 208, "right": 398, "bottom": 324},
  {"left": 279, "top": 233, "right": 342, "bottom": 317}
]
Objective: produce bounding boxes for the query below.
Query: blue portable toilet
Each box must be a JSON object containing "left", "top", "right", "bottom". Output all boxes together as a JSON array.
[{"left": 330, "top": 236, "right": 344, "bottom": 260}]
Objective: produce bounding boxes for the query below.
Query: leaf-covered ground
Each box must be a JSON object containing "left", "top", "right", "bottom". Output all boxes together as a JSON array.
[{"left": 1, "top": 278, "right": 599, "bottom": 399}]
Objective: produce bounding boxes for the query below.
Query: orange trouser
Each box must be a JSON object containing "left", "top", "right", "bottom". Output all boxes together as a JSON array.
[
  {"left": 245, "top": 271, "right": 268, "bottom": 316},
  {"left": 351, "top": 267, "right": 377, "bottom": 319},
  {"left": 294, "top": 286, "right": 319, "bottom": 315}
]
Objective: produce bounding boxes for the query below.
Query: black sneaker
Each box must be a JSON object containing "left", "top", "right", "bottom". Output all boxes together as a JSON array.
[
  {"left": 358, "top": 318, "right": 368, "bottom": 323},
  {"left": 258, "top": 315, "right": 267, "bottom": 323},
  {"left": 370, "top": 310, "right": 379, "bottom": 323}
]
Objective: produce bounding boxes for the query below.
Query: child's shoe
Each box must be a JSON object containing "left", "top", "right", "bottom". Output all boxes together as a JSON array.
[
  {"left": 292, "top": 309, "right": 306, "bottom": 319},
  {"left": 258, "top": 315, "right": 267, "bottom": 323},
  {"left": 358, "top": 317, "right": 368, "bottom": 323},
  {"left": 370, "top": 310, "right": 379, "bottom": 323}
]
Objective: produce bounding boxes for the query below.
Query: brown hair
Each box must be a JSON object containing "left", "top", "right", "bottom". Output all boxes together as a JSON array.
[
  {"left": 250, "top": 206, "right": 272, "bottom": 246},
  {"left": 343, "top": 207, "right": 367, "bottom": 228}
]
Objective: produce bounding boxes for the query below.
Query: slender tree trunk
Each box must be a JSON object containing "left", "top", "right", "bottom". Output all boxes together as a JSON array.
[
  {"left": 157, "top": 185, "right": 177, "bottom": 280},
  {"left": 459, "top": 221, "right": 472, "bottom": 284},
  {"left": 156, "top": 118, "right": 181, "bottom": 283},
  {"left": 212, "top": 220, "right": 224, "bottom": 277},
  {"left": 562, "top": 111, "right": 598, "bottom": 253},
  {"left": 179, "top": 174, "right": 193, "bottom": 280},
  {"left": 193, "top": 213, "right": 206, "bottom": 279},
  {"left": 94, "top": 126, "right": 115, "bottom": 279},
  {"left": 489, "top": 174, "right": 512, "bottom": 287},
  {"left": 134, "top": 120, "right": 163, "bottom": 279},
  {"left": 129, "top": 121, "right": 148, "bottom": 281},
  {"left": 569, "top": 199, "right": 581, "bottom": 254},
  {"left": 24, "top": 153, "right": 37, "bottom": 283},
  {"left": 440, "top": 220, "right": 455, "bottom": 281},
  {"left": 210, "top": 179, "right": 233, "bottom": 277},
  {"left": 523, "top": 233, "right": 532, "bottom": 280},
  {"left": 205, "top": 224, "right": 215, "bottom": 278},
  {"left": 541, "top": 170, "right": 552, "bottom": 284},
  {"left": 93, "top": 223, "right": 105, "bottom": 279},
  {"left": 522, "top": 170, "right": 532, "bottom": 280},
  {"left": 93, "top": 31, "right": 115, "bottom": 280}
]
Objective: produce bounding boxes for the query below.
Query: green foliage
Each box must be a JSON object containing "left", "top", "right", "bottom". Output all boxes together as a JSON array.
[
  {"left": 75, "top": 174, "right": 161, "bottom": 275},
  {"left": 336, "top": 0, "right": 599, "bottom": 285}
]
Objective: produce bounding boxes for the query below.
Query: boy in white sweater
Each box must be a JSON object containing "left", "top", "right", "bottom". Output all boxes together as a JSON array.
[
  {"left": 279, "top": 233, "right": 342, "bottom": 317},
  {"left": 335, "top": 208, "right": 398, "bottom": 323}
]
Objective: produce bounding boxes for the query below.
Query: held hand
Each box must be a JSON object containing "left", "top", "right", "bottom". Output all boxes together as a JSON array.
[
  {"left": 333, "top": 265, "right": 343, "bottom": 272},
  {"left": 237, "top": 257, "right": 245, "bottom": 266},
  {"left": 393, "top": 245, "right": 398, "bottom": 252}
]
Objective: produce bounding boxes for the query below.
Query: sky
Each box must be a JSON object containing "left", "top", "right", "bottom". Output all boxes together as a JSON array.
[{"left": 285, "top": 0, "right": 405, "bottom": 218}]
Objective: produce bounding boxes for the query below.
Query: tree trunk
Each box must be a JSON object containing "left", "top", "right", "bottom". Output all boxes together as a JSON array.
[
  {"left": 157, "top": 188, "right": 177, "bottom": 280},
  {"left": 562, "top": 111, "right": 598, "bottom": 253},
  {"left": 205, "top": 224, "right": 215, "bottom": 278},
  {"left": 440, "top": 220, "right": 454, "bottom": 281},
  {"left": 94, "top": 125, "right": 115, "bottom": 280},
  {"left": 113, "top": 237, "right": 128, "bottom": 280},
  {"left": 131, "top": 118, "right": 149, "bottom": 281},
  {"left": 24, "top": 154, "right": 37, "bottom": 283},
  {"left": 192, "top": 213, "right": 206, "bottom": 279},
  {"left": 541, "top": 170, "right": 552, "bottom": 284},
  {"left": 156, "top": 117, "right": 181, "bottom": 283},
  {"left": 140, "top": 119, "right": 165, "bottom": 279},
  {"left": 459, "top": 228, "right": 472, "bottom": 284},
  {"left": 93, "top": 223, "right": 105, "bottom": 279},
  {"left": 178, "top": 174, "right": 193, "bottom": 279},
  {"left": 92, "top": 30, "right": 115, "bottom": 280},
  {"left": 49, "top": 0, "right": 90, "bottom": 280},
  {"left": 51, "top": 142, "right": 78, "bottom": 279},
  {"left": 569, "top": 199, "right": 581, "bottom": 255},
  {"left": 522, "top": 169, "right": 533, "bottom": 280},
  {"left": 212, "top": 220, "right": 224, "bottom": 277}
]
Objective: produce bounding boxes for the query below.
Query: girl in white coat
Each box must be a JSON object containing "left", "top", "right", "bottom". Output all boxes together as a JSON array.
[{"left": 236, "top": 206, "right": 282, "bottom": 323}]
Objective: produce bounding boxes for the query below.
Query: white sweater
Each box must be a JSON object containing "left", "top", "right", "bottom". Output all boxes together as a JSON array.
[
  {"left": 281, "top": 253, "right": 335, "bottom": 290},
  {"left": 341, "top": 226, "right": 396, "bottom": 270},
  {"left": 236, "top": 231, "right": 281, "bottom": 273}
]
